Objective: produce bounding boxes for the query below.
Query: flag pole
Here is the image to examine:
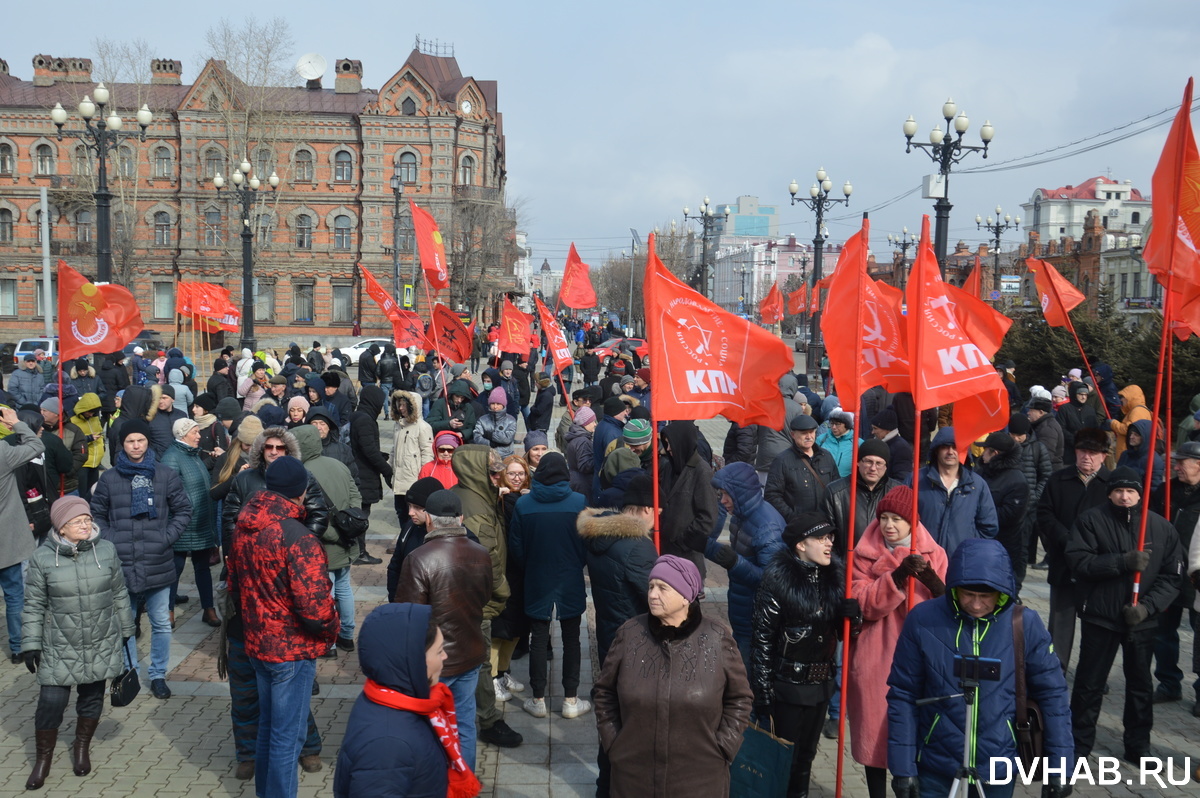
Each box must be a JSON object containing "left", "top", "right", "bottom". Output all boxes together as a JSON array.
[{"left": 908, "top": 409, "right": 921, "bottom": 611}]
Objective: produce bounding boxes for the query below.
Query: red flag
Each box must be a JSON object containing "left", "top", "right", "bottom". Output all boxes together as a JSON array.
[
  {"left": 1144, "top": 78, "right": 1200, "bottom": 289},
  {"left": 964, "top": 255, "right": 983, "bottom": 299},
  {"left": 759, "top": 282, "right": 784, "bottom": 323},
  {"left": 425, "top": 302, "right": 472, "bottom": 362},
  {"left": 787, "top": 285, "right": 807, "bottom": 315},
  {"left": 391, "top": 310, "right": 426, "bottom": 349},
  {"left": 359, "top": 264, "right": 406, "bottom": 323},
  {"left": 951, "top": 386, "right": 1010, "bottom": 462},
  {"left": 499, "top": 297, "right": 532, "bottom": 353},
  {"left": 906, "top": 217, "right": 1005, "bottom": 411},
  {"left": 942, "top": 281, "right": 1012, "bottom": 359},
  {"left": 175, "top": 282, "right": 194, "bottom": 316},
  {"left": 1026, "top": 258, "right": 1085, "bottom": 327},
  {"left": 57, "top": 261, "right": 144, "bottom": 361},
  {"left": 560, "top": 244, "right": 598, "bottom": 308},
  {"left": 535, "top": 295, "right": 574, "bottom": 373},
  {"left": 409, "top": 200, "right": 449, "bottom": 291},
  {"left": 644, "top": 233, "right": 792, "bottom": 427}
]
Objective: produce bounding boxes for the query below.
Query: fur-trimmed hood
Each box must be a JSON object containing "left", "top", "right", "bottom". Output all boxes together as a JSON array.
[
  {"left": 577, "top": 507, "right": 650, "bottom": 542},
  {"left": 246, "top": 425, "right": 300, "bottom": 470},
  {"left": 119, "top": 383, "right": 161, "bottom": 422},
  {"left": 390, "top": 389, "right": 423, "bottom": 425}
]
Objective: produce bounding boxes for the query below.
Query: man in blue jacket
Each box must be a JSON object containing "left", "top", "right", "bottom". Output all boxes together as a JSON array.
[
  {"left": 909, "top": 427, "right": 998, "bottom": 557},
  {"left": 887, "top": 538, "right": 1072, "bottom": 798}
]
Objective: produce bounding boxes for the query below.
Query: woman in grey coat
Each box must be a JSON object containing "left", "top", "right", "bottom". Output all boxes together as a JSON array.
[{"left": 21, "top": 496, "right": 135, "bottom": 790}]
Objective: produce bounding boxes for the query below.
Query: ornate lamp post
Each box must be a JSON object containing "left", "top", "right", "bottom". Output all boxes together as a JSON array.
[
  {"left": 902, "top": 98, "right": 993, "bottom": 274},
  {"left": 683, "top": 197, "right": 729, "bottom": 299},
  {"left": 389, "top": 175, "right": 406, "bottom": 301},
  {"left": 887, "top": 227, "right": 919, "bottom": 290},
  {"left": 213, "top": 160, "right": 279, "bottom": 351},
  {"left": 788, "top": 168, "right": 851, "bottom": 375},
  {"left": 976, "top": 206, "right": 1020, "bottom": 298},
  {"left": 51, "top": 84, "right": 152, "bottom": 283}
]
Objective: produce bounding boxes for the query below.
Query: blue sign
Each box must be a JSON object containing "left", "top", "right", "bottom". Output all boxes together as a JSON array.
[{"left": 989, "top": 290, "right": 1001, "bottom": 301}]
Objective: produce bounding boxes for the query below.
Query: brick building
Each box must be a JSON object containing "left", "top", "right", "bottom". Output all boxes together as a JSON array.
[{"left": 0, "top": 43, "right": 516, "bottom": 348}]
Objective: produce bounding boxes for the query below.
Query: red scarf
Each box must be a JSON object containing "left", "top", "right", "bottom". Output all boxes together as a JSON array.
[{"left": 363, "top": 679, "right": 481, "bottom": 798}]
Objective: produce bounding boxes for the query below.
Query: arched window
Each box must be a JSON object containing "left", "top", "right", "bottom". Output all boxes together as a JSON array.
[
  {"left": 334, "top": 151, "right": 353, "bottom": 182},
  {"left": 35, "top": 210, "right": 52, "bottom": 243},
  {"left": 294, "top": 150, "right": 313, "bottom": 182},
  {"left": 1131, "top": 211, "right": 1141, "bottom": 225},
  {"left": 154, "top": 211, "right": 171, "bottom": 246},
  {"left": 153, "top": 147, "right": 171, "bottom": 178},
  {"left": 334, "top": 215, "right": 352, "bottom": 250},
  {"left": 256, "top": 214, "right": 273, "bottom": 247},
  {"left": 76, "top": 210, "right": 92, "bottom": 243},
  {"left": 0, "top": 144, "right": 12, "bottom": 175},
  {"left": 36, "top": 144, "right": 54, "bottom": 175},
  {"left": 398, "top": 152, "right": 417, "bottom": 185},
  {"left": 254, "top": 148, "right": 273, "bottom": 180},
  {"left": 401, "top": 97, "right": 416, "bottom": 116},
  {"left": 204, "top": 149, "right": 223, "bottom": 179},
  {"left": 204, "top": 210, "right": 222, "bottom": 246},
  {"left": 458, "top": 155, "right": 474, "bottom": 186},
  {"left": 296, "top": 214, "right": 313, "bottom": 249},
  {"left": 0, "top": 209, "right": 12, "bottom": 242}
]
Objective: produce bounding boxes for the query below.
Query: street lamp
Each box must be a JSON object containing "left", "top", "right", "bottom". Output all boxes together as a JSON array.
[
  {"left": 683, "top": 196, "right": 730, "bottom": 299},
  {"left": 976, "top": 205, "right": 1020, "bottom": 298},
  {"left": 213, "top": 160, "right": 280, "bottom": 352},
  {"left": 788, "top": 167, "right": 851, "bottom": 376},
  {"left": 887, "top": 227, "right": 919, "bottom": 290},
  {"left": 389, "top": 175, "right": 407, "bottom": 303},
  {"left": 734, "top": 265, "right": 752, "bottom": 314},
  {"left": 903, "top": 98, "right": 994, "bottom": 274},
  {"left": 51, "top": 84, "right": 153, "bottom": 283}
]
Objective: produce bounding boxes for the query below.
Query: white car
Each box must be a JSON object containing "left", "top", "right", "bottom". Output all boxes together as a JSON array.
[{"left": 337, "top": 338, "right": 392, "bottom": 369}]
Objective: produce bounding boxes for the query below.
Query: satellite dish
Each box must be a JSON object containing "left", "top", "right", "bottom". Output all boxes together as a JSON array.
[{"left": 295, "top": 53, "right": 327, "bottom": 81}]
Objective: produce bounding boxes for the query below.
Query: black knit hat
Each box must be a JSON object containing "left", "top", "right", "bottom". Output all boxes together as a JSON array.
[
  {"left": 118, "top": 419, "right": 153, "bottom": 446},
  {"left": 265, "top": 456, "right": 308, "bottom": 499},
  {"left": 622, "top": 473, "right": 654, "bottom": 508},
  {"left": 871, "top": 408, "right": 899, "bottom": 432},
  {"left": 192, "top": 393, "right": 217, "bottom": 414},
  {"left": 1108, "top": 466, "right": 1143, "bottom": 496},
  {"left": 533, "top": 452, "right": 570, "bottom": 485},
  {"left": 1007, "top": 413, "right": 1031, "bottom": 436},
  {"left": 603, "top": 396, "right": 627, "bottom": 417},
  {"left": 406, "top": 476, "right": 446, "bottom": 509},
  {"left": 214, "top": 358, "right": 229, "bottom": 372},
  {"left": 858, "top": 438, "right": 890, "bottom": 464},
  {"left": 984, "top": 431, "right": 1017, "bottom": 454}
]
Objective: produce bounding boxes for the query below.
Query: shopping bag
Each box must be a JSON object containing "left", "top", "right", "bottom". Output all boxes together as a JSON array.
[{"left": 729, "top": 721, "right": 793, "bottom": 798}]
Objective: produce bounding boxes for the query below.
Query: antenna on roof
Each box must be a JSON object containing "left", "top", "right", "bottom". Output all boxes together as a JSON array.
[{"left": 413, "top": 35, "right": 455, "bottom": 58}]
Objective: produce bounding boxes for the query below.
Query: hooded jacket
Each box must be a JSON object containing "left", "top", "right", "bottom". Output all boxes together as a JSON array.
[
  {"left": 426, "top": 379, "right": 477, "bottom": 444},
  {"left": 591, "top": 411, "right": 626, "bottom": 500},
  {"left": 70, "top": 391, "right": 105, "bottom": 469},
  {"left": 473, "top": 406, "right": 517, "bottom": 459},
  {"left": 98, "top": 354, "right": 130, "bottom": 409},
  {"left": 816, "top": 426, "right": 859, "bottom": 479},
  {"left": 350, "top": 385, "right": 394, "bottom": 504},
  {"left": 659, "top": 421, "right": 718, "bottom": 577},
  {"left": 527, "top": 380, "right": 555, "bottom": 432},
  {"left": 577, "top": 508, "right": 656, "bottom": 665},
  {"left": 167, "top": 368, "right": 194, "bottom": 413},
  {"left": 376, "top": 347, "right": 400, "bottom": 384},
  {"left": 390, "top": 390, "right": 434, "bottom": 495},
  {"left": 295, "top": 424, "right": 362, "bottom": 571},
  {"left": 451, "top": 445, "right": 509, "bottom": 619},
  {"left": 1115, "top": 418, "right": 1165, "bottom": 491},
  {"left": 1058, "top": 381, "right": 1098, "bottom": 461},
  {"left": 754, "top": 374, "right": 804, "bottom": 472},
  {"left": 886, "top": 538, "right": 1072, "bottom": 780},
  {"left": 107, "top": 383, "right": 159, "bottom": 460},
  {"left": 69, "top": 364, "right": 105, "bottom": 405},
  {"left": 565, "top": 420, "right": 595, "bottom": 495},
  {"left": 1109, "top": 385, "right": 1152, "bottom": 459},
  {"left": 333, "top": 603, "right": 449, "bottom": 798},
  {"left": 358, "top": 344, "right": 380, "bottom": 384},
  {"left": 910, "top": 428, "right": 999, "bottom": 557},
  {"left": 508, "top": 475, "right": 588, "bottom": 620},
  {"left": 305, "top": 405, "right": 358, "bottom": 483},
  {"left": 1030, "top": 410, "right": 1064, "bottom": 471}
]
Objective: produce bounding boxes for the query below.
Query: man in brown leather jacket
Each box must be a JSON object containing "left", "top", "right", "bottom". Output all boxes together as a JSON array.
[{"left": 394, "top": 489, "right": 495, "bottom": 771}]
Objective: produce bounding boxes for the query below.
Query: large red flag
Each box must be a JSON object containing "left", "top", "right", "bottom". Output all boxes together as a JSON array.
[
  {"left": 535, "top": 295, "right": 574, "bottom": 373},
  {"left": 1144, "top": 78, "right": 1200, "bottom": 289},
  {"left": 560, "top": 244, "right": 598, "bottom": 309},
  {"left": 644, "top": 234, "right": 792, "bottom": 428},
  {"left": 391, "top": 310, "right": 426, "bottom": 349},
  {"left": 787, "top": 285, "right": 807, "bottom": 315},
  {"left": 499, "top": 297, "right": 532, "bottom": 353},
  {"left": 942, "top": 280, "right": 1012, "bottom": 359},
  {"left": 409, "top": 200, "right": 449, "bottom": 291},
  {"left": 1027, "top": 258, "right": 1086, "bottom": 327},
  {"left": 425, "top": 302, "right": 472, "bottom": 362},
  {"left": 906, "top": 217, "right": 1006, "bottom": 411},
  {"left": 175, "top": 282, "right": 194, "bottom": 316},
  {"left": 360, "top": 264, "right": 403, "bottom": 320},
  {"left": 759, "top": 282, "right": 784, "bottom": 323},
  {"left": 964, "top": 255, "right": 983, "bottom": 299},
  {"left": 57, "top": 261, "right": 144, "bottom": 360}
]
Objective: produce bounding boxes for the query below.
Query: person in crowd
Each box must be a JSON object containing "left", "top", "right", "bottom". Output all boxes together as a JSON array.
[
  {"left": 239, "top": 362, "right": 270, "bottom": 411},
  {"left": 305, "top": 406, "right": 358, "bottom": 483},
  {"left": 870, "top": 409, "right": 913, "bottom": 483},
  {"left": 1027, "top": 397, "right": 1064, "bottom": 471},
  {"left": 31, "top": 403, "right": 81, "bottom": 502},
  {"left": 391, "top": 390, "right": 433, "bottom": 523},
  {"left": 592, "top": 397, "right": 629, "bottom": 501},
  {"left": 11, "top": 355, "right": 46, "bottom": 407},
  {"left": 357, "top": 344, "right": 380, "bottom": 387},
  {"left": 285, "top": 396, "right": 309, "bottom": 429},
  {"left": 751, "top": 513, "right": 861, "bottom": 797},
  {"left": 566, "top": 406, "right": 597, "bottom": 495},
  {"left": 527, "top": 373, "right": 555, "bottom": 433},
  {"left": 377, "top": 345, "right": 400, "bottom": 419},
  {"left": 349, "top": 386, "right": 392, "bottom": 565},
  {"left": 490, "top": 454, "right": 531, "bottom": 703},
  {"left": 1116, "top": 419, "right": 1165, "bottom": 491},
  {"left": 766, "top": 414, "right": 838, "bottom": 527},
  {"left": 385, "top": 477, "right": 445, "bottom": 600},
  {"left": 524, "top": 430, "right": 549, "bottom": 472},
  {"left": 333, "top": 603, "right": 479, "bottom": 798},
  {"left": 887, "top": 538, "right": 1072, "bottom": 798},
  {"left": 1151, "top": 440, "right": 1200, "bottom": 712},
  {"left": 1058, "top": 381, "right": 1098, "bottom": 464},
  {"left": 509, "top": 453, "right": 590, "bottom": 719},
  {"left": 228, "top": 456, "right": 338, "bottom": 798},
  {"left": 417, "top": 431, "right": 461, "bottom": 491},
  {"left": 206, "top": 359, "right": 235, "bottom": 403},
  {"left": 98, "top": 353, "right": 130, "bottom": 418},
  {"left": 1037, "top": 426, "right": 1112, "bottom": 670},
  {"left": 160, "top": 418, "right": 220, "bottom": 628},
  {"left": 148, "top": 386, "right": 187, "bottom": 457},
  {"left": 395, "top": 489, "right": 495, "bottom": 771},
  {"left": 817, "top": 410, "right": 859, "bottom": 478},
  {"left": 1106, "top": 385, "right": 1153, "bottom": 460},
  {"left": 1007, "top": 412, "right": 1053, "bottom": 572},
  {"left": 557, "top": 390, "right": 593, "bottom": 451},
  {"left": 40, "top": 399, "right": 86, "bottom": 495},
  {"left": 474, "top": 387, "right": 517, "bottom": 458},
  {"left": 847, "top": 486, "right": 946, "bottom": 798},
  {"left": 427, "top": 379, "right": 477, "bottom": 445},
  {"left": 595, "top": 554, "right": 752, "bottom": 797},
  {"left": 167, "top": 369, "right": 193, "bottom": 416},
  {"left": 661, "top": 420, "right": 719, "bottom": 577},
  {"left": 91, "top": 419, "right": 191, "bottom": 700},
  {"left": 977, "top": 432, "right": 1032, "bottom": 591},
  {"left": 579, "top": 348, "right": 601, "bottom": 388},
  {"left": 20, "top": 496, "right": 134, "bottom": 790},
  {"left": 823, "top": 438, "right": 900, "bottom": 556},
  {"left": 910, "top": 427, "right": 998, "bottom": 557},
  {"left": 191, "top": 394, "right": 228, "bottom": 470},
  {"left": 69, "top": 359, "right": 106, "bottom": 410},
  {"left": 1066, "top": 466, "right": 1184, "bottom": 764}
]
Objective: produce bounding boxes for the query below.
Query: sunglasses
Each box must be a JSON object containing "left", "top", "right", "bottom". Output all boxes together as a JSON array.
[
  {"left": 437, "top": 447, "right": 455, "bottom": 454},
  {"left": 263, "top": 443, "right": 288, "bottom": 452}
]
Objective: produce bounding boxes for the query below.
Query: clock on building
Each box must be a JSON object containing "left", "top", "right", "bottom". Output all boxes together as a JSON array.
[{"left": 460, "top": 99, "right": 472, "bottom": 114}]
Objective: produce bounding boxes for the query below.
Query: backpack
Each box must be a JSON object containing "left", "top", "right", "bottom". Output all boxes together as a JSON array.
[{"left": 16, "top": 454, "right": 52, "bottom": 541}]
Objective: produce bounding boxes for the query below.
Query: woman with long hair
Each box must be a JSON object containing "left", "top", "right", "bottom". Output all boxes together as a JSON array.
[{"left": 490, "top": 454, "right": 531, "bottom": 703}]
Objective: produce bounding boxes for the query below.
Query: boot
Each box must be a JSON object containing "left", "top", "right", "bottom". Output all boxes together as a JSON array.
[
  {"left": 353, "top": 534, "right": 381, "bottom": 565},
  {"left": 71, "top": 717, "right": 98, "bottom": 776},
  {"left": 25, "top": 728, "right": 57, "bottom": 790}
]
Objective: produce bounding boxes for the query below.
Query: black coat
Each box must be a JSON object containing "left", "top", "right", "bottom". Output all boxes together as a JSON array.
[
  {"left": 1066, "top": 501, "right": 1182, "bottom": 632},
  {"left": 1057, "top": 385, "right": 1098, "bottom": 461},
  {"left": 723, "top": 423, "right": 757, "bottom": 466},
  {"left": 659, "top": 422, "right": 718, "bottom": 577},
  {"left": 1031, "top": 414, "right": 1065, "bottom": 471},
  {"left": 206, "top": 371, "right": 235, "bottom": 402},
  {"left": 221, "top": 465, "right": 331, "bottom": 551},
  {"left": 1151, "top": 479, "right": 1200, "bottom": 608},
  {"left": 882, "top": 433, "right": 914, "bottom": 483},
  {"left": 527, "top": 384, "right": 555, "bottom": 432},
  {"left": 978, "top": 448, "right": 1031, "bottom": 556},
  {"left": 358, "top": 347, "right": 380, "bottom": 384},
  {"left": 1037, "top": 465, "right": 1112, "bottom": 587},
  {"left": 577, "top": 508, "right": 657, "bottom": 665},
  {"left": 821, "top": 476, "right": 900, "bottom": 555},
  {"left": 765, "top": 443, "right": 838, "bottom": 526},
  {"left": 580, "top": 353, "right": 601, "bottom": 382},
  {"left": 98, "top": 356, "right": 130, "bottom": 411},
  {"left": 377, "top": 352, "right": 400, "bottom": 384},
  {"left": 349, "top": 385, "right": 393, "bottom": 504}
]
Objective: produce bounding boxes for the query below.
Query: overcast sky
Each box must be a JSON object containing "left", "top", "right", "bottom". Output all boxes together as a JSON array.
[{"left": 6, "top": 0, "right": 1198, "bottom": 269}]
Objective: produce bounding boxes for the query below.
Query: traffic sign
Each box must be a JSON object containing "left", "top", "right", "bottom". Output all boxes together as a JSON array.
[{"left": 989, "top": 290, "right": 1001, "bottom": 301}]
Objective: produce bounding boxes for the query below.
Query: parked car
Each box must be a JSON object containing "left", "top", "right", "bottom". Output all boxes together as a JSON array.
[
  {"left": 593, "top": 337, "right": 647, "bottom": 366},
  {"left": 122, "top": 329, "right": 168, "bottom": 357},
  {"left": 337, "top": 338, "right": 392, "bottom": 369},
  {"left": 14, "top": 337, "right": 57, "bottom": 366}
]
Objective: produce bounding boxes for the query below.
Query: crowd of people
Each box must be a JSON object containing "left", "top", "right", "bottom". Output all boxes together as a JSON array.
[{"left": 1, "top": 332, "right": 1198, "bottom": 798}]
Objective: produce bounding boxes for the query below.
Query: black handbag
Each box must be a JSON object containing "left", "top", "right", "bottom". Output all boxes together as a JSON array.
[
  {"left": 1012, "top": 606, "right": 1045, "bottom": 776},
  {"left": 331, "top": 507, "right": 370, "bottom": 548},
  {"left": 110, "top": 643, "right": 141, "bottom": 707}
]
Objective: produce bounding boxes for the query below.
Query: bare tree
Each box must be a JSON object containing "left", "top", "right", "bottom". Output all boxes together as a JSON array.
[{"left": 451, "top": 191, "right": 524, "bottom": 314}]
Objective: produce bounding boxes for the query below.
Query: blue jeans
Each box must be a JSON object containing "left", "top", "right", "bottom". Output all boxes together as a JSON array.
[
  {"left": 441, "top": 665, "right": 479, "bottom": 770},
  {"left": 919, "top": 769, "right": 1014, "bottom": 798},
  {"left": 329, "top": 567, "right": 354, "bottom": 641},
  {"left": 250, "top": 656, "right": 317, "bottom": 798},
  {"left": 0, "top": 563, "right": 23, "bottom": 655},
  {"left": 379, "top": 382, "right": 393, "bottom": 417},
  {"left": 126, "top": 585, "right": 171, "bottom": 680}
]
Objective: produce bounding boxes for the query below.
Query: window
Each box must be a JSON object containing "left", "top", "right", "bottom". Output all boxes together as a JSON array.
[
  {"left": 398, "top": 152, "right": 417, "bottom": 184},
  {"left": 112, "top": 210, "right": 131, "bottom": 241},
  {"left": 1132, "top": 273, "right": 1141, "bottom": 299},
  {"left": 73, "top": 146, "right": 90, "bottom": 175},
  {"left": 153, "top": 147, "right": 171, "bottom": 178},
  {"left": 254, "top": 148, "right": 273, "bottom": 180},
  {"left": 332, "top": 283, "right": 353, "bottom": 323},
  {"left": 35, "top": 210, "right": 52, "bottom": 243},
  {"left": 204, "top": 149, "right": 222, "bottom": 179},
  {"left": 256, "top": 214, "right": 273, "bottom": 247},
  {"left": 401, "top": 97, "right": 416, "bottom": 116},
  {"left": 458, "top": 155, "right": 474, "bottom": 186},
  {"left": 154, "top": 211, "right": 171, "bottom": 246},
  {"left": 0, "top": 279, "right": 15, "bottom": 316},
  {"left": 117, "top": 147, "right": 135, "bottom": 178},
  {"left": 204, "top": 210, "right": 222, "bottom": 246},
  {"left": 334, "top": 151, "right": 353, "bottom": 182},
  {"left": 253, "top": 278, "right": 275, "bottom": 322},
  {"left": 152, "top": 282, "right": 174, "bottom": 319},
  {"left": 1119, "top": 272, "right": 1128, "bottom": 298},
  {"left": 293, "top": 282, "right": 314, "bottom": 322},
  {"left": 36, "top": 144, "right": 54, "bottom": 175},
  {"left": 1131, "top": 211, "right": 1141, "bottom": 225},
  {"left": 76, "top": 210, "right": 91, "bottom": 243},
  {"left": 294, "top": 150, "right": 313, "bottom": 182},
  {"left": 0, "top": 144, "right": 12, "bottom": 175},
  {"left": 35, "top": 279, "right": 57, "bottom": 318},
  {"left": 0, "top": 209, "right": 11, "bottom": 243},
  {"left": 295, "top": 214, "right": 313, "bottom": 249},
  {"left": 334, "top": 215, "right": 352, "bottom": 250}
]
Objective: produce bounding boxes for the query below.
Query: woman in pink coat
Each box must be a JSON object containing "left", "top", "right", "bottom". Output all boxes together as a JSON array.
[{"left": 846, "top": 485, "right": 948, "bottom": 798}]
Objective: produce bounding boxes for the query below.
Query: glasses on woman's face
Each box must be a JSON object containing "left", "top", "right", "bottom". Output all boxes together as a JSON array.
[
  {"left": 505, "top": 469, "right": 524, "bottom": 483},
  {"left": 263, "top": 443, "right": 288, "bottom": 453},
  {"left": 437, "top": 447, "right": 455, "bottom": 455},
  {"left": 63, "top": 516, "right": 92, "bottom": 529}
]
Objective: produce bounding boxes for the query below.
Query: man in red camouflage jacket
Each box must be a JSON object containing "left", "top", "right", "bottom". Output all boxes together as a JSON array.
[{"left": 228, "top": 455, "right": 337, "bottom": 798}]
